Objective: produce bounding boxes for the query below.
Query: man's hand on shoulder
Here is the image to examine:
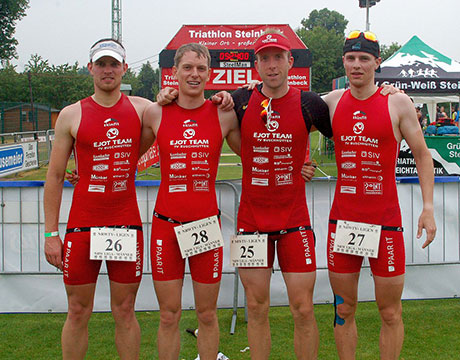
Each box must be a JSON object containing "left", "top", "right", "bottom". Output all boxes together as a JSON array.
[
  {"left": 211, "top": 91, "right": 234, "bottom": 112},
  {"left": 380, "top": 84, "right": 403, "bottom": 96},
  {"left": 156, "top": 87, "right": 178, "bottom": 106}
]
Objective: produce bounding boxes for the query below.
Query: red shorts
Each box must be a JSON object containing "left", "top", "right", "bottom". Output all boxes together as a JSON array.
[
  {"left": 327, "top": 222, "right": 405, "bottom": 277},
  {"left": 62, "top": 230, "right": 143, "bottom": 285},
  {"left": 151, "top": 216, "right": 223, "bottom": 284},
  {"left": 237, "top": 220, "right": 316, "bottom": 272}
]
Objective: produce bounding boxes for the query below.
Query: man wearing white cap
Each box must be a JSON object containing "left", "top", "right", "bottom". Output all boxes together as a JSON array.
[{"left": 44, "top": 38, "right": 152, "bottom": 359}]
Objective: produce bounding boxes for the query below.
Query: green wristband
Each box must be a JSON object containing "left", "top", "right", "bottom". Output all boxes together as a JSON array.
[{"left": 44, "top": 231, "right": 59, "bottom": 238}]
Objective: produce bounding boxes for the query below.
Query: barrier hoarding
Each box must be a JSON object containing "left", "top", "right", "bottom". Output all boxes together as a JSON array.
[{"left": 0, "top": 142, "right": 39, "bottom": 177}]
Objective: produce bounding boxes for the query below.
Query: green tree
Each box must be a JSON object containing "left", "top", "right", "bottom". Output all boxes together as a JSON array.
[
  {"left": 0, "top": 0, "right": 30, "bottom": 61},
  {"left": 135, "top": 61, "right": 157, "bottom": 100},
  {"left": 297, "top": 9, "right": 348, "bottom": 93},
  {"left": 380, "top": 42, "right": 401, "bottom": 61},
  {"left": 300, "top": 8, "right": 348, "bottom": 35}
]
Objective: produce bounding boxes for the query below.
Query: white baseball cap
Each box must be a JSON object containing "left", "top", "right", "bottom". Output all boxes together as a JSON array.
[{"left": 89, "top": 39, "right": 126, "bottom": 63}]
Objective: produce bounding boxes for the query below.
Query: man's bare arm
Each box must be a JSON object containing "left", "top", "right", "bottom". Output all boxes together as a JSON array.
[{"left": 43, "top": 104, "right": 78, "bottom": 270}]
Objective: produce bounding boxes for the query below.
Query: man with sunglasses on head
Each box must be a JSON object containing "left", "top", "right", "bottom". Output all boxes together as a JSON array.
[
  {"left": 230, "top": 29, "right": 332, "bottom": 360},
  {"left": 44, "top": 38, "right": 153, "bottom": 359},
  {"left": 323, "top": 31, "right": 436, "bottom": 359}
]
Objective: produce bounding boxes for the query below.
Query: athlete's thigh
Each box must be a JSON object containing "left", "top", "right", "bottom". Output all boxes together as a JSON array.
[
  {"left": 154, "top": 279, "right": 184, "bottom": 311},
  {"left": 238, "top": 267, "right": 272, "bottom": 302},
  {"left": 193, "top": 280, "right": 220, "bottom": 312},
  {"left": 373, "top": 274, "right": 404, "bottom": 311},
  {"left": 109, "top": 280, "right": 140, "bottom": 309},
  {"left": 327, "top": 222, "right": 364, "bottom": 274},
  {"left": 283, "top": 271, "right": 316, "bottom": 306},
  {"left": 189, "top": 246, "right": 223, "bottom": 284},
  {"left": 369, "top": 229, "right": 405, "bottom": 277},
  {"left": 63, "top": 232, "right": 101, "bottom": 285},
  {"left": 151, "top": 217, "right": 185, "bottom": 281},
  {"left": 277, "top": 230, "right": 316, "bottom": 272},
  {"left": 106, "top": 229, "right": 143, "bottom": 284},
  {"left": 328, "top": 271, "right": 360, "bottom": 306}
]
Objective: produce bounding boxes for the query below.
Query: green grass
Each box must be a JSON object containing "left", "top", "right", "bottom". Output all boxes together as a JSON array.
[
  {"left": 0, "top": 299, "right": 459, "bottom": 359},
  {"left": 4, "top": 132, "right": 336, "bottom": 182}
]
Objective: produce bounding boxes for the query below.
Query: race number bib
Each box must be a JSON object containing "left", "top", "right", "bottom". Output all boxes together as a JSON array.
[
  {"left": 90, "top": 227, "right": 137, "bottom": 262},
  {"left": 230, "top": 234, "right": 268, "bottom": 267},
  {"left": 333, "top": 220, "right": 381, "bottom": 258},
  {"left": 174, "top": 216, "right": 224, "bottom": 259}
]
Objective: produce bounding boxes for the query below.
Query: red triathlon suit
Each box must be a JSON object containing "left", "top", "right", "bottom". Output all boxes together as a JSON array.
[
  {"left": 232, "top": 84, "right": 332, "bottom": 272},
  {"left": 63, "top": 94, "right": 143, "bottom": 285},
  {"left": 151, "top": 100, "right": 223, "bottom": 284},
  {"left": 328, "top": 88, "right": 405, "bottom": 277}
]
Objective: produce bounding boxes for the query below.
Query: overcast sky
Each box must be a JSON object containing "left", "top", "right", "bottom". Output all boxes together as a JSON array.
[{"left": 10, "top": 0, "right": 460, "bottom": 72}]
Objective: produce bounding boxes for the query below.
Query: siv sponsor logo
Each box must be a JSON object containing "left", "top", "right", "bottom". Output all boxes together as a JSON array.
[
  {"left": 361, "top": 151, "right": 380, "bottom": 159},
  {"left": 341, "top": 161, "right": 356, "bottom": 170},
  {"left": 341, "top": 150, "right": 356, "bottom": 158},
  {"left": 115, "top": 152, "right": 131, "bottom": 159},
  {"left": 103, "top": 118, "right": 119, "bottom": 127},
  {"left": 170, "top": 162, "right": 186, "bottom": 170},
  {"left": 106, "top": 128, "right": 119, "bottom": 139},
  {"left": 364, "top": 182, "right": 383, "bottom": 195},
  {"left": 92, "top": 164, "right": 109, "bottom": 172},
  {"left": 275, "top": 173, "right": 293, "bottom": 186},
  {"left": 193, "top": 180, "right": 209, "bottom": 192},
  {"left": 169, "top": 184, "right": 187, "bottom": 193},
  {"left": 253, "top": 146, "right": 269, "bottom": 153},
  {"left": 353, "top": 122, "right": 365, "bottom": 135},
  {"left": 340, "top": 186, "right": 356, "bottom": 194},
  {"left": 183, "top": 128, "right": 195, "bottom": 139},
  {"left": 112, "top": 180, "right": 127, "bottom": 192},
  {"left": 253, "top": 156, "right": 269, "bottom": 164},
  {"left": 274, "top": 146, "right": 292, "bottom": 153},
  {"left": 192, "top": 167, "right": 210, "bottom": 171},
  {"left": 183, "top": 119, "right": 198, "bottom": 127},
  {"left": 88, "top": 184, "right": 105, "bottom": 193},
  {"left": 114, "top": 167, "right": 130, "bottom": 172},
  {"left": 251, "top": 177, "right": 269, "bottom": 186},
  {"left": 353, "top": 110, "right": 367, "bottom": 121},
  {"left": 93, "top": 154, "right": 110, "bottom": 161},
  {"left": 91, "top": 174, "right": 108, "bottom": 181},
  {"left": 171, "top": 152, "right": 187, "bottom": 159},
  {"left": 191, "top": 152, "right": 209, "bottom": 158}
]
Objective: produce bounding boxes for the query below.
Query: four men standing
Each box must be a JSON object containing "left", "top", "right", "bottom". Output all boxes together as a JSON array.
[{"left": 44, "top": 29, "right": 436, "bottom": 360}]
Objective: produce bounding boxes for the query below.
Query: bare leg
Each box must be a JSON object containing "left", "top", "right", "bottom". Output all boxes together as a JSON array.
[
  {"left": 239, "top": 268, "right": 272, "bottom": 360},
  {"left": 154, "top": 279, "right": 183, "bottom": 360},
  {"left": 192, "top": 281, "right": 221, "bottom": 360},
  {"left": 328, "top": 271, "right": 360, "bottom": 360},
  {"left": 283, "top": 272, "right": 318, "bottom": 360},
  {"left": 110, "top": 281, "right": 141, "bottom": 360},
  {"left": 62, "top": 283, "right": 96, "bottom": 360},
  {"left": 374, "top": 274, "right": 405, "bottom": 360}
]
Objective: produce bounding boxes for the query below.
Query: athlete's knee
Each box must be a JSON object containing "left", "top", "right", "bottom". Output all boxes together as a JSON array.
[
  {"left": 290, "top": 300, "right": 315, "bottom": 323},
  {"left": 111, "top": 299, "right": 136, "bottom": 323},
  {"left": 246, "top": 294, "right": 270, "bottom": 318},
  {"left": 159, "top": 307, "right": 181, "bottom": 329},
  {"left": 195, "top": 307, "right": 218, "bottom": 327},
  {"left": 378, "top": 303, "right": 402, "bottom": 326},
  {"left": 333, "top": 294, "right": 356, "bottom": 326},
  {"left": 67, "top": 301, "right": 93, "bottom": 325}
]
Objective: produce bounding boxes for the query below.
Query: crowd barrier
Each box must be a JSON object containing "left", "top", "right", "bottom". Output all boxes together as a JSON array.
[{"left": 0, "top": 178, "right": 459, "bottom": 332}]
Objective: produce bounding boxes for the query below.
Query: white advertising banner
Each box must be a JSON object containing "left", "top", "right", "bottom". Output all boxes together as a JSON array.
[{"left": 0, "top": 142, "right": 39, "bottom": 177}]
